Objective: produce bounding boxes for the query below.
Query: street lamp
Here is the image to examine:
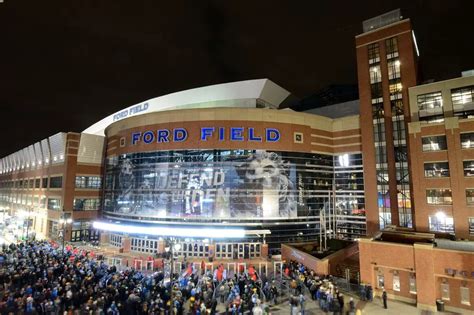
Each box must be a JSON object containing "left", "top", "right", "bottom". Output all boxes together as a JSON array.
[{"left": 59, "top": 217, "right": 73, "bottom": 254}]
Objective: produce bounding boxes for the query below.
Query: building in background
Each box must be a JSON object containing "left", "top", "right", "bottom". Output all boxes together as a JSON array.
[
  {"left": 356, "top": 9, "right": 418, "bottom": 234},
  {"left": 357, "top": 10, "right": 474, "bottom": 313},
  {"left": 408, "top": 72, "right": 474, "bottom": 239},
  {"left": 0, "top": 132, "right": 104, "bottom": 243}
]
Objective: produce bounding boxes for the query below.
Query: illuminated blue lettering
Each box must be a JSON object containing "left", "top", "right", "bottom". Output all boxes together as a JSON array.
[
  {"left": 231, "top": 127, "right": 244, "bottom": 141},
  {"left": 143, "top": 131, "right": 155, "bottom": 144},
  {"left": 173, "top": 128, "right": 187, "bottom": 142},
  {"left": 157, "top": 129, "right": 170, "bottom": 143},
  {"left": 248, "top": 128, "right": 262, "bottom": 142},
  {"left": 201, "top": 127, "right": 215, "bottom": 141},
  {"left": 131, "top": 132, "right": 141, "bottom": 145},
  {"left": 266, "top": 128, "right": 280, "bottom": 142},
  {"left": 219, "top": 127, "right": 225, "bottom": 141}
]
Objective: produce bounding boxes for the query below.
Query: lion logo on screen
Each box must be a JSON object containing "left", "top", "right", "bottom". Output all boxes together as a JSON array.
[{"left": 233, "top": 151, "right": 296, "bottom": 217}]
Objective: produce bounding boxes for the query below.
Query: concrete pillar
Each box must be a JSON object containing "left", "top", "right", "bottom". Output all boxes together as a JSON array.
[
  {"left": 261, "top": 243, "right": 268, "bottom": 258},
  {"left": 122, "top": 236, "right": 131, "bottom": 253},
  {"left": 414, "top": 243, "right": 437, "bottom": 311}
]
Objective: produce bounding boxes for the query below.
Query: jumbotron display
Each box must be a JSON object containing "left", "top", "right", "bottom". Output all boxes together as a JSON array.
[{"left": 103, "top": 149, "right": 343, "bottom": 220}]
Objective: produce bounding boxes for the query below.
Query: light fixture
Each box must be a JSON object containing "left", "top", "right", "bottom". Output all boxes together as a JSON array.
[
  {"left": 435, "top": 211, "right": 446, "bottom": 221},
  {"left": 92, "top": 221, "right": 245, "bottom": 239}
]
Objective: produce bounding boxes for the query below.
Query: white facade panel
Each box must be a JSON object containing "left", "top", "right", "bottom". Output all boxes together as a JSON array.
[
  {"left": 40, "top": 139, "right": 51, "bottom": 166},
  {"left": 48, "top": 133, "right": 66, "bottom": 165},
  {"left": 83, "top": 79, "right": 290, "bottom": 136},
  {"left": 77, "top": 133, "right": 105, "bottom": 165}
]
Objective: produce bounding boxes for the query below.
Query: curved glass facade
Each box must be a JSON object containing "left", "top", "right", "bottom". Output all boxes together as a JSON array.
[{"left": 103, "top": 149, "right": 365, "bottom": 241}]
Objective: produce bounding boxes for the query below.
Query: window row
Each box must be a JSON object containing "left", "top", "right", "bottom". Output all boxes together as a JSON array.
[
  {"left": 417, "top": 85, "right": 474, "bottom": 120},
  {"left": 424, "top": 160, "right": 474, "bottom": 177},
  {"left": 422, "top": 133, "right": 474, "bottom": 151},
  {"left": 75, "top": 176, "right": 102, "bottom": 189},
  {"left": 0, "top": 176, "right": 62, "bottom": 190},
  {"left": 73, "top": 198, "right": 101, "bottom": 211}
]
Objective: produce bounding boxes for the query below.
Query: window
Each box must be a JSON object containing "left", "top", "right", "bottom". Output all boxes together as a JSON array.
[
  {"left": 42, "top": 177, "right": 48, "bottom": 189},
  {"left": 49, "top": 176, "right": 62, "bottom": 188},
  {"left": 369, "top": 65, "right": 382, "bottom": 84},
  {"left": 451, "top": 85, "right": 474, "bottom": 111},
  {"left": 469, "top": 218, "right": 474, "bottom": 235},
  {"left": 409, "top": 274, "right": 417, "bottom": 294},
  {"left": 368, "top": 43, "right": 380, "bottom": 64},
  {"left": 441, "top": 283, "right": 450, "bottom": 301},
  {"left": 461, "top": 133, "right": 474, "bottom": 149},
  {"left": 377, "top": 273, "right": 385, "bottom": 289},
  {"left": 460, "top": 287, "right": 470, "bottom": 306},
  {"left": 424, "top": 162, "right": 449, "bottom": 178},
  {"left": 387, "top": 59, "right": 401, "bottom": 80},
  {"left": 391, "top": 99, "right": 404, "bottom": 116},
  {"left": 371, "top": 82, "right": 383, "bottom": 98},
  {"left": 372, "top": 103, "right": 384, "bottom": 119},
  {"left": 87, "top": 176, "right": 101, "bottom": 189},
  {"left": 75, "top": 176, "right": 102, "bottom": 189},
  {"left": 373, "top": 121, "right": 386, "bottom": 142},
  {"left": 389, "top": 81, "right": 402, "bottom": 94},
  {"left": 35, "top": 178, "right": 40, "bottom": 189},
  {"left": 110, "top": 234, "right": 123, "bottom": 247},
  {"left": 385, "top": 37, "right": 398, "bottom": 59},
  {"left": 417, "top": 91, "right": 443, "bottom": 119},
  {"left": 422, "top": 135, "right": 447, "bottom": 151},
  {"left": 47, "top": 198, "right": 61, "bottom": 211},
  {"left": 463, "top": 161, "right": 474, "bottom": 177},
  {"left": 426, "top": 189, "right": 452, "bottom": 205},
  {"left": 73, "top": 198, "right": 101, "bottom": 211},
  {"left": 466, "top": 190, "right": 474, "bottom": 205},
  {"left": 429, "top": 215, "right": 454, "bottom": 233},
  {"left": 393, "top": 274, "right": 401, "bottom": 292},
  {"left": 28, "top": 179, "right": 34, "bottom": 189},
  {"left": 75, "top": 176, "right": 87, "bottom": 188}
]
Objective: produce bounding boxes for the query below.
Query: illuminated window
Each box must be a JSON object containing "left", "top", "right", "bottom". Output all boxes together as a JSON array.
[
  {"left": 409, "top": 274, "right": 417, "bottom": 294},
  {"left": 451, "top": 85, "right": 474, "bottom": 107},
  {"left": 387, "top": 59, "right": 401, "bottom": 79},
  {"left": 461, "top": 133, "right": 474, "bottom": 149},
  {"left": 424, "top": 162, "right": 449, "bottom": 178},
  {"left": 426, "top": 189, "right": 452, "bottom": 205},
  {"left": 429, "top": 214, "right": 454, "bottom": 233},
  {"left": 466, "top": 190, "right": 474, "bottom": 205},
  {"left": 422, "top": 135, "right": 447, "bottom": 151},
  {"left": 469, "top": 218, "right": 474, "bottom": 235},
  {"left": 441, "top": 283, "right": 450, "bottom": 301},
  {"left": 47, "top": 198, "right": 61, "bottom": 211},
  {"left": 461, "top": 287, "right": 471, "bottom": 306},
  {"left": 463, "top": 161, "right": 474, "bottom": 176},
  {"left": 393, "top": 274, "right": 400, "bottom": 292},
  {"left": 369, "top": 65, "right": 382, "bottom": 84}
]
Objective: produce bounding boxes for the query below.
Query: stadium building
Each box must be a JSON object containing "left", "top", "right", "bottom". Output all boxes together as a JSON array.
[{"left": 0, "top": 79, "right": 366, "bottom": 260}]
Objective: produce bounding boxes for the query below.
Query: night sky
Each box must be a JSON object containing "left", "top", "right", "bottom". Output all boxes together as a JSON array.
[{"left": 1, "top": 0, "right": 473, "bottom": 157}]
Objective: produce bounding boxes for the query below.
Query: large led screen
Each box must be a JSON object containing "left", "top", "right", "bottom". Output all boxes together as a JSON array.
[{"left": 103, "top": 150, "right": 363, "bottom": 219}]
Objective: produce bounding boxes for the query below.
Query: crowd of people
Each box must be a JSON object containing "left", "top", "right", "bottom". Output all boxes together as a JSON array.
[
  {"left": 282, "top": 260, "right": 357, "bottom": 315},
  {"left": 0, "top": 240, "right": 229, "bottom": 314},
  {"left": 0, "top": 240, "right": 365, "bottom": 314},
  {"left": 0, "top": 240, "right": 280, "bottom": 315}
]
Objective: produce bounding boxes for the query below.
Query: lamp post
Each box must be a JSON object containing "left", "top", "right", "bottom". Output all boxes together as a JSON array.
[{"left": 59, "top": 216, "right": 73, "bottom": 254}]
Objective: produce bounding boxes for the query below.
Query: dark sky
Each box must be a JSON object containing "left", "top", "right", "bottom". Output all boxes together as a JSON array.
[{"left": 1, "top": 0, "right": 473, "bottom": 157}]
